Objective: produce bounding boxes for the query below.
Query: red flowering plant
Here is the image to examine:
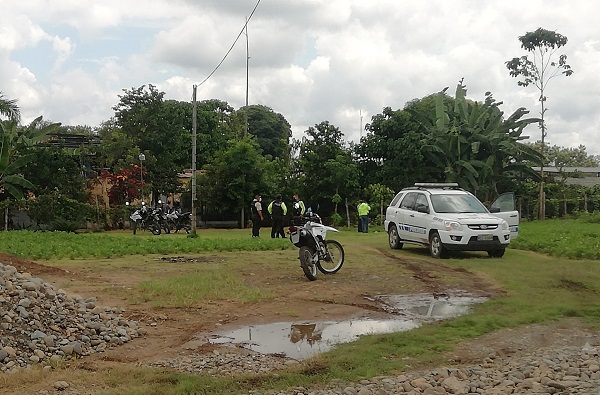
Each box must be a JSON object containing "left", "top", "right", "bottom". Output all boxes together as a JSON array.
[{"left": 99, "top": 164, "right": 144, "bottom": 206}]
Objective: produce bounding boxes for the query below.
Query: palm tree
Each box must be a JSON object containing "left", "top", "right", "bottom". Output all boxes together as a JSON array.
[
  {"left": 0, "top": 116, "right": 60, "bottom": 199},
  {"left": 0, "top": 92, "right": 20, "bottom": 123}
]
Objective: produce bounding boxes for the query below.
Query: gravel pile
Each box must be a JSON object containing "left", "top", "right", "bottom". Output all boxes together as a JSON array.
[
  {"left": 151, "top": 350, "right": 300, "bottom": 376},
  {"left": 152, "top": 342, "right": 600, "bottom": 394},
  {"left": 0, "top": 262, "right": 145, "bottom": 372}
]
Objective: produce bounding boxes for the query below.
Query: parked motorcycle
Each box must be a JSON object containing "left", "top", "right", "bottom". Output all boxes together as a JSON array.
[
  {"left": 148, "top": 201, "right": 170, "bottom": 235},
  {"left": 129, "top": 201, "right": 167, "bottom": 235},
  {"left": 129, "top": 202, "right": 150, "bottom": 235},
  {"left": 288, "top": 209, "right": 345, "bottom": 281},
  {"left": 165, "top": 209, "right": 192, "bottom": 234}
]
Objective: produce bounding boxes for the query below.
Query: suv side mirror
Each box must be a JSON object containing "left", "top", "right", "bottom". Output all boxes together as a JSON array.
[
  {"left": 489, "top": 207, "right": 500, "bottom": 213},
  {"left": 416, "top": 205, "right": 429, "bottom": 213}
]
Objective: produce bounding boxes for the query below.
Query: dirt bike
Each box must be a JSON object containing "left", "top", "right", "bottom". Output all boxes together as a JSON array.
[
  {"left": 129, "top": 202, "right": 151, "bottom": 235},
  {"left": 165, "top": 210, "right": 192, "bottom": 233},
  {"left": 129, "top": 202, "right": 167, "bottom": 235},
  {"left": 288, "top": 210, "right": 345, "bottom": 281}
]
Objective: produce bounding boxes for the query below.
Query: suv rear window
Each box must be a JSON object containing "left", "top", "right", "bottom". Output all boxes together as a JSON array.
[{"left": 390, "top": 192, "right": 404, "bottom": 207}]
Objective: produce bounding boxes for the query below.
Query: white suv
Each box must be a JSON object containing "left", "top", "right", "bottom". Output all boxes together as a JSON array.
[{"left": 384, "top": 183, "right": 519, "bottom": 258}]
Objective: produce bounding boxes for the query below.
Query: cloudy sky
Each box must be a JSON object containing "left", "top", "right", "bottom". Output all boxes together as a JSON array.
[{"left": 1, "top": 0, "right": 599, "bottom": 156}]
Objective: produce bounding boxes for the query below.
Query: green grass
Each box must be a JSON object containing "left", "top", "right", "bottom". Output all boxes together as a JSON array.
[
  {"left": 510, "top": 219, "right": 600, "bottom": 259},
  {"left": 137, "top": 270, "right": 275, "bottom": 307},
  {"left": 3, "top": 220, "right": 600, "bottom": 394},
  {"left": 0, "top": 229, "right": 291, "bottom": 260}
]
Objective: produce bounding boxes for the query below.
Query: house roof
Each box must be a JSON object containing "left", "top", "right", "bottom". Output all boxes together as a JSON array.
[{"left": 531, "top": 166, "right": 600, "bottom": 174}]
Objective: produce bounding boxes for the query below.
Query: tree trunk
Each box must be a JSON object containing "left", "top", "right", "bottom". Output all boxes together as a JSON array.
[{"left": 345, "top": 198, "right": 350, "bottom": 228}]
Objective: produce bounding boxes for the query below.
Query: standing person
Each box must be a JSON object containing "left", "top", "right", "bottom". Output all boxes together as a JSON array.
[
  {"left": 251, "top": 193, "right": 264, "bottom": 238},
  {"left": 268, "top": 194, "right": 287, "bottom": 238},
  {"left": 291, "top": 193, "right": 306, "bottom": 225},
  {"left": 357, "top": 200, "right": 371, "bottom": 233}
]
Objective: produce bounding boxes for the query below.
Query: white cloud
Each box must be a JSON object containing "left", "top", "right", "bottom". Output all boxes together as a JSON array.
[{"left": 1, "top": 0, "right": 599, "bottom": 156}]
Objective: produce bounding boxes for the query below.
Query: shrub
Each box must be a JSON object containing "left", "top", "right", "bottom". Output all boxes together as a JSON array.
[{"left": 330, "top": 213, "right": 343, "bottom": 227}]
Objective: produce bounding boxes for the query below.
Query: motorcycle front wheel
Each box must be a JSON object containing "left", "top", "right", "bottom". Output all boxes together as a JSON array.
[
  {"left": 149, "top": 224, "right": 161, "bottom": 235},
  {"left": 317, "top": 240, "right": 345, "bottom": 274},
  {"left": 299, "top": 246, "right": 318, "bottom": 281}
]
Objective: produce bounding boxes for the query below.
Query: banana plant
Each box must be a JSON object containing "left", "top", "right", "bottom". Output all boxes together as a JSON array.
[
  {"left": 0, "top": 117, "right": 60, "bottom": 199},
  {"left": 413, "top": 80, "right": 542, "bottom": 199}
]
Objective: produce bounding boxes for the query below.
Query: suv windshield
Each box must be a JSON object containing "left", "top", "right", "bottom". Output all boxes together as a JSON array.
[{"left": 431, "top": 194, "right": 488, "bottom": 214}]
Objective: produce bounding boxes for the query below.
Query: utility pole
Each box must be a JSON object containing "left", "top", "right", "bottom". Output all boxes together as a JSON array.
[
  {"left": 359, "top": 110, "right": 363, "bottom": 139},
  {"left": 245, "top": 16, "right": 249, "bottom": 137},
  {"left": 191, "top": 84, "right": 198, "bottom": 233}
]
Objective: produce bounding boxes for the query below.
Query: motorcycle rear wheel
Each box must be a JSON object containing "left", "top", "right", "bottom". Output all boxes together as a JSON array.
[
  {"left": 299, "top": 246, "right": 318, "bottom": 281},
  {"left": 317, "top": 240, "right": 345, "bottom": 274}
]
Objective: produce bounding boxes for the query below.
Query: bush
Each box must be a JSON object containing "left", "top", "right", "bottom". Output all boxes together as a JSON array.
[
  {"left": 25, "top": 192, "right": 95, "bottom": 231},
  {"left": 330, "top": 213, "right": 343, "bottom": 227},
  {"left": 571, "top": 210, "right": 600, "bottom": 223}
]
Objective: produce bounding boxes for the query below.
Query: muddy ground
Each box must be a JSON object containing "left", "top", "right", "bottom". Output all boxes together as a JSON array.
[{"left": 0, "top": 248, "right": 595, "bottom": 390}]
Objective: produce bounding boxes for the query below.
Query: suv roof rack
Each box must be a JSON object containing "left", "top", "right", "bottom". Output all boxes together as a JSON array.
[
  {"left": 415, "top": 182, "right": 459, "bottom": 188},
  {"left": 402, "top": 182, "right": 464, "bottom": 191}
]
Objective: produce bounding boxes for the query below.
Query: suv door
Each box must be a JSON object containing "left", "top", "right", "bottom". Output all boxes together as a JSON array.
[
  {"left": 385, "top": 192, "right": 405, "bottom": 230},
  {"left": 489, "top": 192, "right": 519, "bottom": 239},
  {"left": 398, "top": 192, "right": 429, "bottom": 242},
  {"left": 409, "top": 193, "right": 431, "bottom": 243}
]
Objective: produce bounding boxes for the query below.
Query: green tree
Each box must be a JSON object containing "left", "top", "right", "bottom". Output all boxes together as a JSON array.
[
  {"left": 296, "top": 121, "right": 359, "bottom": 215},
  {"left": 364, "top": 183, "right": 394, "bottom": 225},
  {"left": 200, "top": 138, "right": 268, "bottom": 227},
  {"left": 243, "top": 104, "right": 292, "bottom": 160},
  {"left": 20, "top": 147, "right": 89, "bottom": 201},
  {"left": 529, "top": 143, "right": 599, "bottom": 168},
  {"left": 195, "top": 99, "right": 238, "bottom": 167},
  {"left": 355, "top": 101, "right": 439, "bottom": 193},
  {"left": 506, "top": 27, "right": 574, "bottom": 219},
  {"left": 112, "top": 86, "right": 192, "bottom": 201},
  {"left": 414, "top": 80, "right": 542, "bottom": 202},
  {"left": 0, "top": 117, "right": 60, "bottom": 200}
]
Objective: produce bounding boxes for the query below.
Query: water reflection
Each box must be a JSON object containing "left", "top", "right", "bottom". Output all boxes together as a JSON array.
[{"left": 205, "top": 292, "right": 486, "bottom": 360}]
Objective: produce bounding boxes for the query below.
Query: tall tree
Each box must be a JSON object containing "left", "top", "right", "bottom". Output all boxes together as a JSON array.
[
  {"left": 195, "top": 99, "right": 239, "bottom": 167},
  {"left": 356, "top": 99, "right": 440, "bottom": 192},
  {"left": 243, "top": 104, "right": 292, "bottom": 160},
  {"left": 112, "top": 85, "right": 192, "bottom": 201},
  {"left": 506, "top": 27, "right": 574, "bottom": 219},
  {"left": 297, "top": 121, "right": 359, "bottom": 214},
  {"left": 200, "top": 138, "right": 268, "bottom": 227},
  {"left": 413, "top": 80, "right": 542, "bottom": 202},
  {"left": 20, "top": 147, "right": 89, "bottom": 201}
]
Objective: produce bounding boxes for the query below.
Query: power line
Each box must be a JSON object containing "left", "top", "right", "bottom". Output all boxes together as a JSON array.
[{"left": 195, "top": 0, "right": 261, "bottom": 88}]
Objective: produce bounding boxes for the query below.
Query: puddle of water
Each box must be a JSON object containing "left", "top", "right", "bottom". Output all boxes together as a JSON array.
[
  {"left": 198, "top": 292, "right": 486, "bottom": 360},
  {"left": 374, "top": 293, "right": 487, "bottom": 320}
]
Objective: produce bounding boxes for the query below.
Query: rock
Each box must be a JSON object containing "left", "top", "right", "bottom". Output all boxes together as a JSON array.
[
  {"left": 0, "top": 261, "right": 143, "bottom": 372},
  {"left": 53, "top": 381, "right": 69, "bottom": 390}
]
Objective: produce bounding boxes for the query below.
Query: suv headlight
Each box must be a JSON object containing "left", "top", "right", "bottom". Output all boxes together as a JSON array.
[
  {"left": 501, "top": 220, "right": 509, "bottom": 230},
  {"left": 444, "top": 220, "right": 462, "bottom": 231}
]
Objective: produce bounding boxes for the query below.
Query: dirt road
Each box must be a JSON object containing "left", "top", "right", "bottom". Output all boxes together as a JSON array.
[{"left": 1, "top": 248, "right": 595, "bottom": 393}]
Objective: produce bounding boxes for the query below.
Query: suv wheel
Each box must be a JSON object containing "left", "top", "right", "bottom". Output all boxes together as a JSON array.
[
  {"left": 429, "top": 232, "right": 448, "bottom": 259},
  {"left": 388, "top": 225, "right": 403, "bottom": 249},
  {"left": 488, "top": 249, "right": 505, "bottom": 258}
]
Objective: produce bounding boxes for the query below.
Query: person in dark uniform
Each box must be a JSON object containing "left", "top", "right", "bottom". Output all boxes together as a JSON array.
[
  {"left": 291, "top": 193, "right": 306, "bottom": 225},
  {"left": 268, "top": 194, "right": 287, "bottom": 238},
  {"left": 251, "top": 193, "right": 264, "bottom": 237}
]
